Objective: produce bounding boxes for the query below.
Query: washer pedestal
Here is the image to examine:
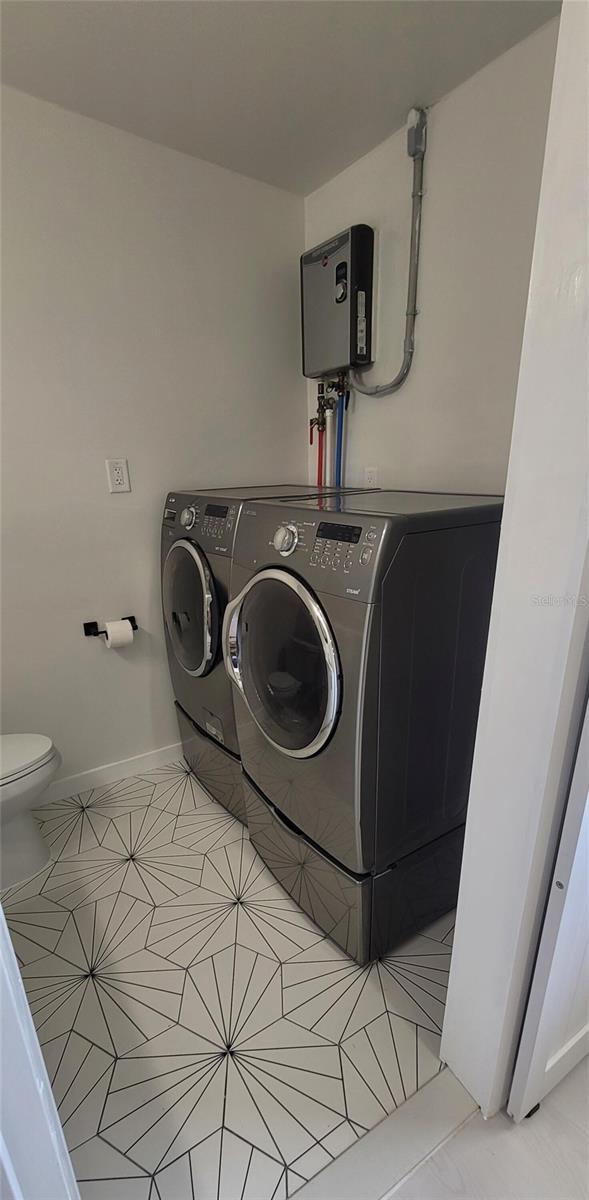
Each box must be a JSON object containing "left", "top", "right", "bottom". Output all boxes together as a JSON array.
[{"left": 243, "top": 772, "right": 464, "bottom": 964}]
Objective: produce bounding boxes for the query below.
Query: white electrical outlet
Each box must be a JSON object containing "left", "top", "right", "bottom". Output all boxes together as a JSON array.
[
  {"left": 106, "top": 458, "right": 131, "bottom": 493},
  {"left": 364, "top": 466, "right": 379, "bottom": 488}
]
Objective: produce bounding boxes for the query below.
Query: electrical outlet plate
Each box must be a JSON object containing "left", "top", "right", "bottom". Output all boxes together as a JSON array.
[
  {"left": 106, "top": 458, "right": 131, "bottom": 493},
  {"left": 364, "top": 466, "right": 378, "bottom": 488}
]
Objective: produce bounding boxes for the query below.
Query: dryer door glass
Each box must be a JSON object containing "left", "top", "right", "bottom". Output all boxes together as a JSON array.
[
  {"left": 163, "top": 540, "right": 218, "bottom": 677},
  {"left": 237, "top": 572, "right": 340, "bottom": 756}
]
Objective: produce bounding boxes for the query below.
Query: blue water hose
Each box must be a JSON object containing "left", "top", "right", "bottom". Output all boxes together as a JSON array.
[{"left": 335, "top": 393, "right": 345, "bottom": 487}]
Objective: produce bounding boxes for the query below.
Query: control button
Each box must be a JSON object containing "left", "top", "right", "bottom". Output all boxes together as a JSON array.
[
  {"left": 321, "top": 555, "right": 330, "bottom": 567},
  {"left": 332, "top": 558, "right": 341, "bottom": 570},
  {"left": 273, "top": 524, "right": 298, "bottom": 556},
  {"left": 360, "top": 547, "right": 373, "bottom": 566},
  {"left": 343, "top": 559, "right": 352, "bottom": 573},
  {"left": 366, "top": 530, "right": 377, "bottom": 542},
  {"left": 180, "top": 506, "right": 196, "bottom": 529},
  {"left": 310, "top": 553, "right": 319, "bottom": 566}
]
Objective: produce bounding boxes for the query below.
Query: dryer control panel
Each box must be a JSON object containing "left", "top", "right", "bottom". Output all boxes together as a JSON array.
[{"left": 162, "top": 494, "right": 239, "bottom": 555}]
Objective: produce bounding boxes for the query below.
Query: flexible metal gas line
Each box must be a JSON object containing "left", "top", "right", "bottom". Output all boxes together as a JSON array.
[{"left": 350, "top": 107, "right": 427, "bottom": 397}]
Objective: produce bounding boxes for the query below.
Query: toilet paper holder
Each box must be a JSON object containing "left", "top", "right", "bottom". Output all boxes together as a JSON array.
[{"left": 83, "top": 616, "right": 138, "bottom": 638}]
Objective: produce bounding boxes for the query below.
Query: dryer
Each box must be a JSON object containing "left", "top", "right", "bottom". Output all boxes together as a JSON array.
[
  {"left": 161, "top": 484, "right": 376, "bottom": 821},
  {"left": 223, "top": 490, "right": 502, "bottom": 960}
]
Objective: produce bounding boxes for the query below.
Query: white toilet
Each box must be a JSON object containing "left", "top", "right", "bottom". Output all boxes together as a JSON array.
[{"left": 0, "top": 734, "right": 61, "bottom": 890}]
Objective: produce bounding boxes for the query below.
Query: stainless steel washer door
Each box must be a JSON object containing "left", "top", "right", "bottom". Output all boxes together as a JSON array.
[
  {"left": 223, "top": 569, "right": 341, "bottom": 758},
  {"left": 162, "top": 539, "right": 218, "bottom": 677}
]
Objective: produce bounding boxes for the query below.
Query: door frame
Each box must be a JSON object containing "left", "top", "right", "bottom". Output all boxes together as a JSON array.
[{"left": 441, "top": 0, "right": 588, "bottom": 1116}]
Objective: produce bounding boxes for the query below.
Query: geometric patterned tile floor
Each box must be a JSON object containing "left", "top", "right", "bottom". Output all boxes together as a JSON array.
[{"left": 1, "top": 761, "right": 454, "bottom": 1200}]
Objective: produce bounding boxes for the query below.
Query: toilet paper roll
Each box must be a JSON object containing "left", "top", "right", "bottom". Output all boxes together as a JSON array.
[{"left": 104, "top": 619, "right": 135, "bottom": 649}]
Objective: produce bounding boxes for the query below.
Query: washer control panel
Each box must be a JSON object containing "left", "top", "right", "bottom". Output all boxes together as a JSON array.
[
  {"left": 308, "top": 519, "right": 378, "bottom": 574},
  {"left": 273, "top": 524, "right": 299, "bottom": 556},
  {"left": 162, "top": 495, "right": 239, "bottom": 554},
  {"left": 234, "top": 505, "right": 389, "bottom": 602},
  {"left": 180, "top": 505, "right": 198, "bottom": 529}
]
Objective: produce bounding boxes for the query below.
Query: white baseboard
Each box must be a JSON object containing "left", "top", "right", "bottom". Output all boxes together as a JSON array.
[{"left": 41, "top": 742, "right": 183, "bottom": 805}]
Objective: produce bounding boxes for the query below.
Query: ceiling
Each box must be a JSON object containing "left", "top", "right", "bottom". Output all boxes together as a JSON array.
[{"left": 1, "top": 0, "right": 559, "bottom": 194}]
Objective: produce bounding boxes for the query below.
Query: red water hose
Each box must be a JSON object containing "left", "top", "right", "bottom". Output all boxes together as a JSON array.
[{"left": 317, "top": 427, "right": 325, "bottom": 487}]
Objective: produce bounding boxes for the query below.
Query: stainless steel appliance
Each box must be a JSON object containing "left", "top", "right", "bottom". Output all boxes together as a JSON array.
[
  {"left": 161, "top": 485, "right": 377, "bottom": 821},
  {"left": 223, "top": 490, "right": 502, "bottom": 960}
]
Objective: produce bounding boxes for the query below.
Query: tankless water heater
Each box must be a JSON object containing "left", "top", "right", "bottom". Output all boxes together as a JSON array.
[{"left": 300, "top": 224, "right": 374, "bottom": 379}]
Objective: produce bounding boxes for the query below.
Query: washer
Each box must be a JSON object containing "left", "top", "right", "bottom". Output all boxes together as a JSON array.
[
  {"left": 223, "top": 490, "right": 503, "bottom": 960},
  {"left": 161, "top": 484, "right": 377, "bottom": 821}
]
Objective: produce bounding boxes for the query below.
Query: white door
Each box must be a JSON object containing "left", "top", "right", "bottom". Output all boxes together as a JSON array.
[
  {"left": 0, "top": 906, "right": 80, "bottom": 1199},
  {"left": 508, "top": 694, "right": 589, "bottom": 1121}
]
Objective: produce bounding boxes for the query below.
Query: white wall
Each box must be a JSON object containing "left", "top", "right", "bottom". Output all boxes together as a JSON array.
[
  {"left": 304, "top": 19, "right": 558, "bottom": 494},
  {"left": 1, "top": 86, "right": 306, "bottom": 784},
  {"left": 441, "top": 0, "right": 588, "bottom": 1115}
]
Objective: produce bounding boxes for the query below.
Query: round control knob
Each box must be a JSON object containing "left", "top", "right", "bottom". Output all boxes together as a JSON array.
[
  {"left": 273, "top": 524, "right": 298, "bottom": 556},
  {"left": 180, "top": 506, "right": 197, "bottom": 530}
]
